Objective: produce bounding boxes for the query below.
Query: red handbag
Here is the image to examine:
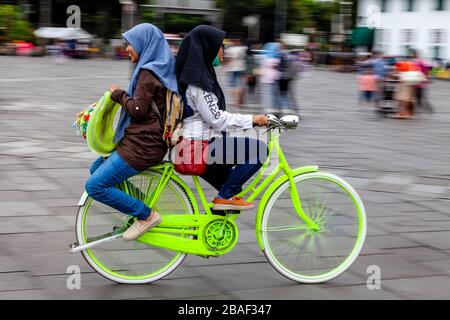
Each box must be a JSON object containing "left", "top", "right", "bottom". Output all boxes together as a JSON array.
[{"left": 173, "top": 138, "right": 209, "bottom": 176}]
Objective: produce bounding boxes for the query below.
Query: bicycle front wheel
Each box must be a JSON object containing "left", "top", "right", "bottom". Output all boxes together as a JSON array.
[
  {"left": 76, "top": 170, "right": 195, "bottom": 284},
  {"left": 260, "top": 172, "right": 366, "bottom": 283}
]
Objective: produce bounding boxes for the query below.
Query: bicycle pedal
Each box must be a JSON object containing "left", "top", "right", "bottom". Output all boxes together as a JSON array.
[
  {"left": 69, "top": 242, "right": 78, "bottom": 249},
  {"left": 211, "top": 209, "right": 241, "bottom": 216},
  {"left": 226, "top": 210, "right": 241, "bottom": 215},
  {"left": 211, "top": 209, "right": 227, "bottom": 216}
]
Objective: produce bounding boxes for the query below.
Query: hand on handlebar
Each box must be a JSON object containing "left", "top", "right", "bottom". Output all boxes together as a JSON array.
[
  {"left": 252, "top": 115, "right": 269, "bottom": 127},
  {"left": 252, "top": 114, "right": 300, "bottom": 130}
]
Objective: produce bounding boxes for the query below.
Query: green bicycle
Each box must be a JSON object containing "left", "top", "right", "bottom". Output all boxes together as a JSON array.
[{"left": 70, "top": 114, "right": 367, "bottom": 284}]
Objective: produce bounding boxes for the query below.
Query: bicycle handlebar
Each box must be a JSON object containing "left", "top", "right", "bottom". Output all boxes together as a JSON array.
[{"left": 267, "top": 114, "right": 300, "bottom": 130}]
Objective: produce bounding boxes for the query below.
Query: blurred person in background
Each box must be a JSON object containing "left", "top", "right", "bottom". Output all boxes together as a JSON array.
[
  {"left": 371, "top": 50, "right": 387, "bottom": 108},
  {"left": 260, "top": 42, "right": 281, "bottom": 112},
  {"left": 278, "top": 44, "right": 302, "bottom": 112},
  {"left": 299, "top": 49, "right": 313, "bottom": 73},
  {"left": 411, "top": 49, "right": 434, "bottom": 114},
  {"left": 47, "top": 40, "right": 59, "bottom": 62},
  {"left": 47, "top": 39, "right": 66, "bottom": 64},
  {"left": 245, "top": 42, "right": 259, "bottom": 103},
  {"left": 225, "top": 37, "right": 248, "bottom": 107},
  {"left": 278, "top": 43, "right": 297, "bottom": 112},
  {"left": 371, "top": 50, "right": 387, "bottom": 79},
  {"left": 85, "top": 23, "right": 178, "bottom": 241},
  {"left": 176, "top": 25, "right": 268, "bottom": 211},
  {"left": 357, "top": 53, "right": 373, "bottom": 74},
  {"left": 378, "top": 65, "right": 400, "bottom": 116},
  {"left": 289, "top": 50, "right": 305, "bottom": 113},
  {"left": 357, "top": 65, "right": 378, "bottom": 109},
  {"left": 394, "top": 57, "right": 421, "bottom": 119}
]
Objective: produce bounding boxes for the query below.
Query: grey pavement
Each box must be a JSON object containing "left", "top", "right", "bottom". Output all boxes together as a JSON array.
[{"left": 1, "top": 56, "right": 450, "bottom": 299}]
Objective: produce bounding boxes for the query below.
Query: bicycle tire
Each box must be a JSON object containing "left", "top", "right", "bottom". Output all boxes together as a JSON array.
[
  {"left": 260, "top": 171, "right": 367, "bottom": 283},
  {"left": 75, "top": 170, "right": 195, "bottom": 284}
]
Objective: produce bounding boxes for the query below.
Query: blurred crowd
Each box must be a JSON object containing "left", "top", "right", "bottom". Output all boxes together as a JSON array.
[
  {"left": 357, "top": 49, "right": 435, "bottom": 119},
  {"left": 0, "top": 39, "right": 100, "bottom": 59},
  {"left": 222, "top": 38, "right": 313, "bottom": 114},
  {"left": 3, "top": 29, "right": 447, "bottom": 120}
]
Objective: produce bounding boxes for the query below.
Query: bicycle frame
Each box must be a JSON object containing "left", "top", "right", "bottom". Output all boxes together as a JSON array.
[
  {"left": 138, "top": 129, "right": 319, "bottom": 253},
  {"left": 72, "top": 125, "right": 367, "bottom": 284},
  {"left": 72, "top": 129, "right": 319, "bottom": 256}
]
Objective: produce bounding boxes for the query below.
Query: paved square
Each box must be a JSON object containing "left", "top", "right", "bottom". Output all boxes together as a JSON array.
[{"left": 1, "top": 56, "right": 450, "bottom": 299}]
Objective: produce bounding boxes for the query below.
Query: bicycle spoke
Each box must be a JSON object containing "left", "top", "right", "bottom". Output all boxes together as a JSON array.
[
  {"left": 265, "top": 224, "right": 311, "bottom": 232},
  {"left": 78, "top": 171, "right": 195, "bottom": 283},
  {"left": 261, "top": 172, "right": 366, "bottom": 283}
]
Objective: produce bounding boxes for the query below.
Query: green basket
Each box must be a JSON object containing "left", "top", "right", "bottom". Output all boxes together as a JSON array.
[{"left": 87, "top": 91, "right": 121, "bottom": 157}]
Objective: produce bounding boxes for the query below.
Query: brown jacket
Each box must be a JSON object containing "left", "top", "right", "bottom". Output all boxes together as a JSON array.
[{"left": 111, "top": 70, "right": 167, "bottom": 171}]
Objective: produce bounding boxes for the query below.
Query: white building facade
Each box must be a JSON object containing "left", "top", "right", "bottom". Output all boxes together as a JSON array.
[{"left": 357, "top": 0, "right": 450, "bottom": 61}]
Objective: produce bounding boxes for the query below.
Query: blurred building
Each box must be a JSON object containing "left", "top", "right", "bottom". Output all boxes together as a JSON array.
[
  {"left": 142, "top": 0, "right": 221, "bottom": 29},
  {"left": 357, "top": 0, "right": 450, "bottom": 61}
]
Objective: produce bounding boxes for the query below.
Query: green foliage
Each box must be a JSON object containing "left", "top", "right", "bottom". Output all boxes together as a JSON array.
[
  {"left": 163, "top": 13, "right": 206, "bottom": 34},
  {"left": 287, "top": 0, "right": 340, "bottom": 34},
  {"left": 0, "top": 5, "right": 35, "bottom": 43},
  {"left": 140, "top": 5, "right": 205, "bottom": 33},
  {"left": 215, "top": 0, "right": 342, "bottom": 40},
  {"left": 216, "top": 0, "right": 275, "bottom": 37}
]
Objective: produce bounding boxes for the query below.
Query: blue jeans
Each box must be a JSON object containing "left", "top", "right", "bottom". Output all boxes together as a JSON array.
[
  {"left": 261, "top": 83, "right": 279, "bottom": 109},
  {"left": 201, "top": 137, "right": 268, "bottom": 199},
  {"left": 229, "top": 71, "right": 244, "bottom": 88},
  {"left": 85, "top": 151, "right": 151, "bottom": 220},
  {"left": 279, "top": 91, "right": 290, "bottom": 109}
]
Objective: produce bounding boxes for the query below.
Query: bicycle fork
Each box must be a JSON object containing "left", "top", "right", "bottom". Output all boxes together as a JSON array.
[
  {"left": 276, "top": 140, "right": 320, "bottom": 232},
  {"left": 287, "top": 172, "right": 320, "bottom": 232}
]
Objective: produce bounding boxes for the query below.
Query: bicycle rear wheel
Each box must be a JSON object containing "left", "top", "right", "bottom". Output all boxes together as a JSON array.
[
  {"left": 260, "top": 172, "right": 366, "bottom": 283},
  {"left": 76, "top": 170, "right": 194, "bottom": 284}
]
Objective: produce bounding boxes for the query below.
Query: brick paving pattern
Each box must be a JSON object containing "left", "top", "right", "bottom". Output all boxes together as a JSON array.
[{"left": 0, "top": 56, "right": 449, "bottom": 299}]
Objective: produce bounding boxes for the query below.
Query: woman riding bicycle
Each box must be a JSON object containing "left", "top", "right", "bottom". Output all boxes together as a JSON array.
[
  {"left": 85, "top": 23, "right": 177, "bottom": 241},
  {"left": 176, "top": 25, "right": 268, "bottom": 211},
  {"left": 76, "top": 25, "right": 367, "bottom": 284}
]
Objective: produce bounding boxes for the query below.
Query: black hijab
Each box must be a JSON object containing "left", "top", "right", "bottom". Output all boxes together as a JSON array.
[{"left": 176, "top": 25, "right": 226, "bottom": 111}]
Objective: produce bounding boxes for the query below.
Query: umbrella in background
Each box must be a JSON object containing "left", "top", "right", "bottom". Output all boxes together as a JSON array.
[{"left": 34, "top": 27, "right": 93, "bottom": 40}]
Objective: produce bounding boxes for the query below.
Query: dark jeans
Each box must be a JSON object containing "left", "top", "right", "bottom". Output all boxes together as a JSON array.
[
  {"left": 201, "top": 137, "right": 268, "bottom": 199},
  {"left": 85, "top": 151, "right": 151, "bottom": 220}
]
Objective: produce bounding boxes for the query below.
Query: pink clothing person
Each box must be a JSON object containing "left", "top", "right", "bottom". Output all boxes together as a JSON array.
[
  {"left": 413, "top": 58, "right": 431, "bottom": 89},
  {"left": 357, "top": 68, "right": 378, "bottom": 106},
  {"left": 260, "top": 57, "right": 280, "bottom": 84},
  {"left": 357, "top": 73, "right": 378, "bottom": 92}
]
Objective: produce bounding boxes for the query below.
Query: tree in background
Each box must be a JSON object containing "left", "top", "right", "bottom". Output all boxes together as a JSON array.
[
  {"left": 139, "top": 1, "right": 212, "bottom": 35},
  {"left": 140, "top": 9, "right": 207, "bottom": 34},
  {"left": 216, "top": 0, "right": 342, "bottom": 42},
  {"left": 0, "top": 4, "right": 36, "bottom": 43},
  {"left": 216, "top": 0, "right": 274, "bottom": 41},
  {"left": 48, "top": 0, "right": 122, "bottom": 39},
  {"left": 287, "top": 0, "right": 339, "bottom": 34}
]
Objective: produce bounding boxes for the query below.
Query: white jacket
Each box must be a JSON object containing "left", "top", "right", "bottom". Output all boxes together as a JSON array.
[{"left": 182, "top": 85, "right": 253, "bottom": 140}]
